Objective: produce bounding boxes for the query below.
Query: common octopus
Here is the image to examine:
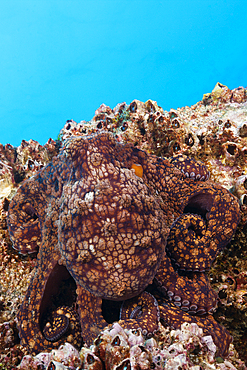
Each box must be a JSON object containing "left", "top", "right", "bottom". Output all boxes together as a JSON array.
[{"left": 7, "top": 132, "right": 240, "bottom": 357}]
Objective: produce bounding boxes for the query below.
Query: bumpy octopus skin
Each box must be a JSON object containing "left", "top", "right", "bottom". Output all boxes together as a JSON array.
[{"left": 7, "top": 132, "right": 240, "bottom": 357}]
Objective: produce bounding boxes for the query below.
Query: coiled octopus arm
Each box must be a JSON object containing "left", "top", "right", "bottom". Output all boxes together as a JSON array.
[{"left": 125, "top": 151, "right": 240, "bottom": 357}]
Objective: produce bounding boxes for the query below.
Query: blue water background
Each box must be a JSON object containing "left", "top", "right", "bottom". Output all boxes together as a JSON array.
[{"left": 0, "top": 0, "right": 246, "bottom": 146}]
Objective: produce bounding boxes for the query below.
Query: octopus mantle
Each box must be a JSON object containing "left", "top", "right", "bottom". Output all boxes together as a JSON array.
[{"left": 7, "top": 132, "right": 240, "bottom": 357}]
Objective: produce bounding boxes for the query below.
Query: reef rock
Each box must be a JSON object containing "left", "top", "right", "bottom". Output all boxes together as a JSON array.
[{"left": 0, "top": 83, "right": 247, "bottom": 368}]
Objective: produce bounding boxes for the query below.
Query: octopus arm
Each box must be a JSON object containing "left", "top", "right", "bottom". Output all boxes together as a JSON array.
[
  {"left": 7, "top": 176, "right": 44, "bottom": 254},
  {"left": 166, "top": 182, "right": 240, "bottom": 271},
  {"left": 17, "top": 253, "right": 60, "bottom": 353},
  {"left": 170, "top": 154, "right": 210, "bottom": 181},
  {"left": 155, "top": 256, "right": 218, "bottom": 315},
  {"left": 7, "top": 157, "right": 69, "bottom": 254},
  {"left": 119, "top": 291, "right": 160, "bottom": 336},
  {"left": 76, "top": 285, "right": 108, "bottom": 345},
  {"left": 159, "top": 304, "right": 232, "bottom": 358},
  {"left": 17, "top": 251, "right": 82, "bottom": 354}
]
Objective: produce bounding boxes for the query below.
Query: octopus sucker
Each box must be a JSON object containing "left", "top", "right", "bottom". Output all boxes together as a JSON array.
[
  {"left": 7, "top": 131, "right": 240, "bottom": 356},
  {"left": 170, "top": 154, "right": 210, "bottom": 181}
]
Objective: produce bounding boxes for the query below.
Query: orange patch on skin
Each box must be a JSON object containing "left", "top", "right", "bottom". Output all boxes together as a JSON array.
[{"left": 131, "top": 163, "right": 143, "bottom": 178}]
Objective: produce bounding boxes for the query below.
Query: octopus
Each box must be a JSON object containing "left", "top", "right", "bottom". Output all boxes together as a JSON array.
[{"left": 7, "top": 131, "right": 240, "bottom": 357}]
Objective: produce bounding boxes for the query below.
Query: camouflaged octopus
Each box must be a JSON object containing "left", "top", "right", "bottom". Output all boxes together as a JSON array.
[{"left": 7, "top": 132, "right": 240, "bottom": 357}]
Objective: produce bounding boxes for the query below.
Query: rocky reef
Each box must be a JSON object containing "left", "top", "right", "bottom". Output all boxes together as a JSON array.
[
  {"left": 15, "top": 322, "right": 247, "bottom": 369},
  {"left": 0, "top": 83, "right": 247, "bottom": 368}
]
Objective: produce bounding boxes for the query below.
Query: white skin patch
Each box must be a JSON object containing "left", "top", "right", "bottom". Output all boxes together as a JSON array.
[
  {"left": 89, "top": 244, "right": 95, "bottom": 254},
  {"left": 84, "top": 191, "right": 94, "bottom": 203}
]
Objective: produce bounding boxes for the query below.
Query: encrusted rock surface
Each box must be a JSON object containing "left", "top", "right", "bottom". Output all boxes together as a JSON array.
[
  {"left": 14, "top": 323, "right": 247, "bottom": 369},
  {"left": 0, "top": 83, "right": 247, "bottom": 368}
]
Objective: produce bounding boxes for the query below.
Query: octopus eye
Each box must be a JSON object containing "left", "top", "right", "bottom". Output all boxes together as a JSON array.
[
  {"left": 22, "top": 203, "right": 39, "bottom": 222},
  {"left": 131, "top": 163, "right": 143, "bottom": 178}
]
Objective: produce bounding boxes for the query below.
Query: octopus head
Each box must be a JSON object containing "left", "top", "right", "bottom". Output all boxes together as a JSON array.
[{"left": 58, "top": 133, "right": 168, "bottom": 300}]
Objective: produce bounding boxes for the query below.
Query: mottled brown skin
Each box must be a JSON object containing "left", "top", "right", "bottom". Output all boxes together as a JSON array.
[{"left": 7, "top": 132, "right": 240, "bottom": 356}]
